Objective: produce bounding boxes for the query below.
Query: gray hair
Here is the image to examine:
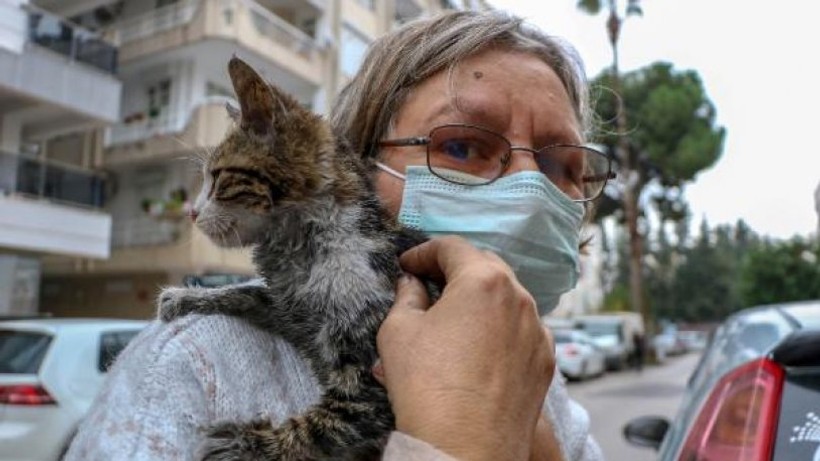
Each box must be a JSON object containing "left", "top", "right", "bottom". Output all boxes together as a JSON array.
[{"left": 329, "top": 10, "right": 592, "bottom": 160}]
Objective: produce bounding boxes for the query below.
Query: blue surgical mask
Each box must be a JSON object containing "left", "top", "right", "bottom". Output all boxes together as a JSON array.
[{"left": 377, "top": 164, "right": 584, "bottom": 315}]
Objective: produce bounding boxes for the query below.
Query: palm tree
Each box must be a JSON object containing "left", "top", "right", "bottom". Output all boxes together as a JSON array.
[{"left": 576, "top": 0, "right": 651, "bottom": 332}]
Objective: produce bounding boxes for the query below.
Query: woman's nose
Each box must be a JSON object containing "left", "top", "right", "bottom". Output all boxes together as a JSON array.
[{"left": 504, "top": 148, "right": 542, "bottom": 175}]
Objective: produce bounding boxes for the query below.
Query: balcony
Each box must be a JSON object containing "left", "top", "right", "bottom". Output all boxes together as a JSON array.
[
  {"left": 0, "top": 3, "right": 121, "bottom": 131},
  {"left": 105, "top": 100, "right": 234, "bottom": 165},
  {"left": 0, "top": 150, "right": 107, "bottom": 209},
  {"left": 112, "top": 215, "right": 182, "bottom": 248},
  {"left": 80, "top": 218, "right": 252, "bottom": 275},
  {"left": 0, "top": 151, "right": 111, "bottom": 259},
  {"left": 111, "top": 0, "right": 322, "bottom": 86},
  {"left": 26, "top": 4, "right": 118, "bottom": 74}
]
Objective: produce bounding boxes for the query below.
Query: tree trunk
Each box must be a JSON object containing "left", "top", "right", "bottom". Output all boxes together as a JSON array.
[{"left": 609, "top": 13, "right": 651, "bottom": 335}]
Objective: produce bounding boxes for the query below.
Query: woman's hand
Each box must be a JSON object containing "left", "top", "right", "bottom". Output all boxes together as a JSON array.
[{"left": 376, "top": 236, "right": 556, "bottom": 461}]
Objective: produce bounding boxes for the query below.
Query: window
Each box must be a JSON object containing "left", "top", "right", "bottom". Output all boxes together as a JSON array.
[
  {"left": 206, "top": 81, "right": 233, "bottom": 99},
  {"left": 182, "top": 274, "right": 254, "bottom": 288},
  {"left": 98, "top": 330, "right": 140, "bottom": 372},
  {"left": 340, "top": 25, "right": 369, "bottom": 77},
  {"left": 147, "top": 79, "right": 172, "bottom": 119},
  {"left": 354, "top": 0, "right": 376, "bottom": 11},
  {"left": 0, "top": 331, "right": 52, "bottom": 374}
]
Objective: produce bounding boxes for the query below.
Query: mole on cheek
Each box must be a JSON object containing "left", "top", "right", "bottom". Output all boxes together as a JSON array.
[{"left": 473, "top": 71, "right": 483, "bottom": 80}]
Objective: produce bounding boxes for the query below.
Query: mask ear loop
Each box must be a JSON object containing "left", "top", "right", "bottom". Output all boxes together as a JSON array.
[{"left": 375, "top": 162, "right": 406, "bottom": 181}]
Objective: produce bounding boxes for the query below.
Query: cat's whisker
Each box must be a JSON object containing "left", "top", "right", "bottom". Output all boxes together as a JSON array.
[
  {"left": 230, "top": 226, "right": 245, "bottom": 248},
  {"left": 170, "top": 135, "right": 196, "bottom": 152}
]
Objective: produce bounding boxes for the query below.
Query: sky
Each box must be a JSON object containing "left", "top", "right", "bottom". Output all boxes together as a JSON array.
[{"left": 489, "top": 0, "right": 820, "bottom": 240}]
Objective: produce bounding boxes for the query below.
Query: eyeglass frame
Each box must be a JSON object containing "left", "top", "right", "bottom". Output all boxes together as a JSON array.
[{"left": 378, "top": 123, "right": 617, "bottom": 202}]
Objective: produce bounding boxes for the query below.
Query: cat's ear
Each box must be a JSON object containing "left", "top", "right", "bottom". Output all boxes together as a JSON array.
[{"left": 228, "top": 57, "right": 277, "bottom": 139}]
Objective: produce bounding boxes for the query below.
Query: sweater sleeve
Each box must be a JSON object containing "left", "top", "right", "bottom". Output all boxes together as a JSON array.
[
  {"left": 545, "top": 368, "right": 604, "bottom": 461},
  {"left": 382, "top": 432, "right": 459, "bottom": 461},
  {"left": 64, "top": 319, "right": 217, "bottom": 461},
  {"left": 64, "top": 315, "right": 321, "bottom": 461},
  {"left": 66, "top": 315, "right": 600, "bottom": 461}
]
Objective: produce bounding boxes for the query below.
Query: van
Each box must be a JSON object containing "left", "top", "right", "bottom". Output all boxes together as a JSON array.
[{"left": 573, "top": 312, "right": 645, "bottom": 370}]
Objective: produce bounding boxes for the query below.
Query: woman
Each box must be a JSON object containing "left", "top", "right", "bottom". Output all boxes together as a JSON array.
[{"left": 66, "top": 10, "right": 605, "bottom": 461}]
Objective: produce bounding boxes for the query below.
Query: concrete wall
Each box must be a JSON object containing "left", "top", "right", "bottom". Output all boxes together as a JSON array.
[
  {"left": 41, "top": 272, "right": 168, "bottom": 319},
  {"left": 0, "top": 254, "right": 40, "bottom": 316}
]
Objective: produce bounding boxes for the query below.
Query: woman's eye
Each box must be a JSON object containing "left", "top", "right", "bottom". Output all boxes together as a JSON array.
[
  {"left": 439, "top": 139, "right": 489, "bottom": 162},
  {"left": 441, "top": 140, "right": 470, "bottom": 160}
]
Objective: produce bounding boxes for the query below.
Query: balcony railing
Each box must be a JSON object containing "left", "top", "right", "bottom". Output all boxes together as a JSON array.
[
  {"left": 116, "top": 0, "right": 202, "bottom": 45},
  {"left": 244, "top": 0, "right": 315, "bottom": 59},
  {"left": 112, "top": 0, "right": 315, "bottom": 58},
  {"left": 108, "top": 110, "right": 187, "bottom": 146},
  {"left": 24, "top": 4, "right": 118, "bottom": 74},
  {"left": 111, "top": 215, "right": 181, "bottom": 248},
  {"left": 0, "top": 151, "right": 107, "bottom": 209}
]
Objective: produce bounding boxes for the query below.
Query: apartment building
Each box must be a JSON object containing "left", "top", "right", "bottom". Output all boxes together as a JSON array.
[
  {"left": 29, "top": 0, "right": 484, "bottom": 318},
  {"left": 0, "top": 0, "right": 121, "bottom": 315}
]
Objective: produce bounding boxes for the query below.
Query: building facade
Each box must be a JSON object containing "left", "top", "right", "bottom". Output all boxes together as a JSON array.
[
  {"left": 0, "top": 0, "right": 121, "bottom": 316},
  {"left": 0, "top": 0, "right": 482, "bottom": 318}
]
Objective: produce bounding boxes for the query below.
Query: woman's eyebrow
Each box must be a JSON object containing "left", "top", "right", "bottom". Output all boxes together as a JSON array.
[{"left": 421, "top": 103, "right": 456, "bottom": 127}]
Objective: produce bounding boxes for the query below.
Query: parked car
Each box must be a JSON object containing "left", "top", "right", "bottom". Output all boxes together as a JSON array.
[
  {"left": 653, "top": 330, "right": 688, "bottom": 361},
  {"left": 0, "top": 318, "right": 149, "bottom": 461},
  {"left": 623, "top": 299, "right": 820, "bottom": 461},
  {"left": 554, "top": 329, "right": 607, "bottom": 381},
  {"left": 677, "top": 330, "right": 709, "bottom": 352},
  {"left": 574, "top": 312, "right": 645, "bottom": 370}
]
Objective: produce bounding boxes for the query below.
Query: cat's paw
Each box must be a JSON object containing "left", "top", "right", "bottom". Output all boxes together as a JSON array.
[
  {"left": 157, "top": 287, "right": 200, "bottom": 322},
  {"left": 197, "top": 421, "right": 270, "bottom": 461}
]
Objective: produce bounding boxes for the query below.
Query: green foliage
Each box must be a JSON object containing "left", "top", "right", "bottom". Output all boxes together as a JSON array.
[
  {"left": 576, "top": 0, "right": 602, "bottom": 14},
  {"left": 606, "top": 219, "right": 768, "bottom": 323},
  {"left": 739, "top": 239, "right": 820, "bottom": 306},
  {"left": 609, "top": 218, "right": 819, "bottom": 323},
  {"left": 603, "top": 283, "right": 631, "bottom": 312},
  {"left": 663, "top": 222, "right": 741, "bottom": 322},
  {"left": 593, "top": 62, "right": 726, "bottom": 191}
]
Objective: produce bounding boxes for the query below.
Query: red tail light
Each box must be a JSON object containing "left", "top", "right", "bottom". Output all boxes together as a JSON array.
[
  {"left": 677, "top": 358, "right": 783, "bottom": 461},
  {"left": 0, "top": 384, "right": 57, "bottom": 405}
]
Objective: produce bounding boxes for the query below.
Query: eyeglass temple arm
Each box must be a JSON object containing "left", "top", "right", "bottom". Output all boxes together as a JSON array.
[
  {"left": 378, "top": 137, "right": 430, "bottom": 147},
  {"left": 582, "top": 172, "right": 618, "bottom": 183}
]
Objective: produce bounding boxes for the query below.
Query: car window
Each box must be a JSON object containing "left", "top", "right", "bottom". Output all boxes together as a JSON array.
[
  {"left": 98, "top": 330, "right": 140, "bottom": 372},
  {"left": 554, "top": 333, "right": 571, "bottom": 344},
  {"left": 0, "top": 330, "right": 52, "bottom": 374}
]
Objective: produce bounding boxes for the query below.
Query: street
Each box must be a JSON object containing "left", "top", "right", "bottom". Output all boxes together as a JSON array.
[{"left": 566, "top": 353, "right": 702, "bottom": 461}]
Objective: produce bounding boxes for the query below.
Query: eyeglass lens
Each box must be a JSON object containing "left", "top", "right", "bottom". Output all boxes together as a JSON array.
[
  {"left": 425, "top": 125, "right": 610, "bottom": 200},
  {"left": 533, "top": 145, "right": 611, "bottom": 201},
  {"left": 427, "top": 125, "right": 508, "bottom": 183}
]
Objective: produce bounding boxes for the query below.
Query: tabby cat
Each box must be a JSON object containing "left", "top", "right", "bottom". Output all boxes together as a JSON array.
[{"left": 159, "top": 57, "right": 427, "bottom": 460}]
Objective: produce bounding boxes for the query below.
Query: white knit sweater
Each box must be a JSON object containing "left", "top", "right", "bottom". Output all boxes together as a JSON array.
[{"left": 65, "top": 314, "right": 603, "bottom": 460}]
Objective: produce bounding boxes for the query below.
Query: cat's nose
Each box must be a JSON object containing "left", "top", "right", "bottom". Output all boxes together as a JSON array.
[{"left": 188, "top": 209, "right": 199, "bottom": 222}]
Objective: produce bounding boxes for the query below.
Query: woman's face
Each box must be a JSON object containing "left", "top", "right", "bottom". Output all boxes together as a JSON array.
[{"left": 375, "top": 48, "right": 583, "bottom": 216}]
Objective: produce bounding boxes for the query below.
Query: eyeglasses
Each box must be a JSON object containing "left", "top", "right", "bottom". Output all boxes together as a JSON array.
[{"left": 379, "top": 123, "right": 616, "bottom": 202}]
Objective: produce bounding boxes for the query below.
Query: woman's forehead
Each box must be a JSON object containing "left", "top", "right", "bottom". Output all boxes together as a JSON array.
[{"left": 394, "top": 50, "right": 580, "bottom": 140}]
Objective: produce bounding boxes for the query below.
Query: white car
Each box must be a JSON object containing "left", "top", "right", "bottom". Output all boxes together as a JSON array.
[
  {"left": 0, "top": 318, "right": 149, "bottom": 461},
  {"left": 554, "top": 329, "right": 607, "bottom": 381}
]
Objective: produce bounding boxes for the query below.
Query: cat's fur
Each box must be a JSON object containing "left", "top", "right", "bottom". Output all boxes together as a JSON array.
[{"left": 159, "top": 57, "right": 427, "bottom": 461}]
